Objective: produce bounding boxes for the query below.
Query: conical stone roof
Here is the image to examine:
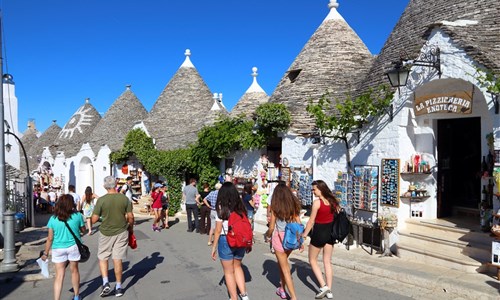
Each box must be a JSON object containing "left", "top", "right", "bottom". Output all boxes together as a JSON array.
[
  {"left": 145, "top": 49, "right": 217, "bottom": 150},
  {"left": 269, "top": 0, "right": 373, "bottom": 135},
  {"left": 20, "top": 120, "right": 39, "bottom": 174},
  {"left": 27, "top": 121, "right": 61, "bottom": 172},
  {"left": 54, "top": 99, "right": 102, "bottom": 157},
  {"left": 359, "top": 0, "right": 500, "bottom": 90},
  {"left": 90, "top": 86, "right": 148, "bottom": 152},
  {"left": 231, "top": 67, "right": 269, "bottom": 118}
]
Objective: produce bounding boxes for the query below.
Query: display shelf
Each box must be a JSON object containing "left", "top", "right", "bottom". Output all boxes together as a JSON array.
[
  {"left": 400, "top": 196, "right": 430, "bottom": 200},
  {"left": 400, "top": 172, "right": 432, "bottom": 175}
]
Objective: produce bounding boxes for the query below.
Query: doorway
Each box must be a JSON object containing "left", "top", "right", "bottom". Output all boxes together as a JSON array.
[{"left": 437, "top": 117, "right": 481, "bottom": 218}]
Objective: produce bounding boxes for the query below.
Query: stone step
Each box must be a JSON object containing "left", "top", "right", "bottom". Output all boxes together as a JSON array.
[
  {"left": 398, "top": 219, "right": 493, "bottom": 273},
  {"left": 403, "top": 218, "right": 486, "bottom": 242},
  {"left": 397, "top": 237, "right": 488, "bottom": 273}
]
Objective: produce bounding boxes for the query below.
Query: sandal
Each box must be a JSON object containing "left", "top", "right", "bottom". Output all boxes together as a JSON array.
[{"left": 276, "top": 287, "right": 287, "bottom": 299}]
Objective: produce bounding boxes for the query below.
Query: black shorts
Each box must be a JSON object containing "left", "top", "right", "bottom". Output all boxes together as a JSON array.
[
  {"left": 162, "top": 203, "right": 169, "bottom": 210},
  {"left": 310, "top": 222, "right": 334, "bottom": 248}
]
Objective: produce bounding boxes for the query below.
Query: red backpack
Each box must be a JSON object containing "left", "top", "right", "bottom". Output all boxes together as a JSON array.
[{"left": 226, "top": 212, "right": 253, "bottom": 248}]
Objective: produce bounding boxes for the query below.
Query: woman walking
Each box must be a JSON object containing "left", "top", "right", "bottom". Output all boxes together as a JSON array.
[
  {"left": 302, "top": 180, "right": 339, "bottom": 299},
  {"left": 42, "top": 194, "right": 86, "bottom": 300},
  {"left": 242, "top": 182, "right": 255, "bottom": 228},
  {"left": 79, "top": 186, "right": 99, "bottom": 235},
  {"left": 199, "top": 182, "right": 211, "bottom": 234},
  {"left": 211, "top": 182, "right": 250, "bottom": 300},
  {"left": 265, "top": 183, "right": 303, "bottom": 300},
  {"left": 151, "top": 183, "right": 164, "bottom": 231},
  {"left": 161, "top": 183, "right": 170, "bottom": 229}
]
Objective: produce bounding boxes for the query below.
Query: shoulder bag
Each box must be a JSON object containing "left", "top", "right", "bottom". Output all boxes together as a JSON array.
[
  {"left": 331, "top": 208, "right": 350, "bottom": 244},
  {"left": 63, "top": 220, "right": 90, "bottom": 263}
]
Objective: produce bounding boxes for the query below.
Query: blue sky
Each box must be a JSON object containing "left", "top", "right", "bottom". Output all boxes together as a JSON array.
[{"left": 2, "top": 0, "right": 408, "bottom": 133}]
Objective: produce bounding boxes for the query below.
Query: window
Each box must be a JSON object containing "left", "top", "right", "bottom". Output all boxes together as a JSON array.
[{"left": 287, "top": 69, "right": 302, "bottom": 83}]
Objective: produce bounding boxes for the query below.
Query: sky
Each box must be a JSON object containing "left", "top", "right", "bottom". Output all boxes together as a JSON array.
[{"left": 1, "top": 0, "right": 409, "bottom": 134}]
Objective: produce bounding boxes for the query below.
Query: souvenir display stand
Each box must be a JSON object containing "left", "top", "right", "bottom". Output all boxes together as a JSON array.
[{"left": 333, "top": 166, "right": 380, "bottom": 253}]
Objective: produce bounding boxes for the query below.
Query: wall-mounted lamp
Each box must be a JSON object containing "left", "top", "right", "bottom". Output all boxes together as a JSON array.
[
  {"left": 5, "top": 142, "right": 11, "bottom": 152},
  {"left": 386, "top": 46, "right": 441, "bottom": 90},
  {"left": 251, "top": 115, "right": 260, "bottom": 134},
  {"left": 489, "top": 92, "right": 499, "bottom": 114}
]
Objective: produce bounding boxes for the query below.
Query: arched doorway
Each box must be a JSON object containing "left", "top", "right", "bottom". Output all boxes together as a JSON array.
[
  {"left": 412, "top": 78, "right": 487, "bottom": 219},
  {"left": 78, "top": 157, "right": 94, "bottom": 195}
]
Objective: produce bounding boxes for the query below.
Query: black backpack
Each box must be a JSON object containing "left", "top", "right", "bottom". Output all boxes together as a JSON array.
[{"left": 331, "top": 208, "right": 350, "bottom": 243}]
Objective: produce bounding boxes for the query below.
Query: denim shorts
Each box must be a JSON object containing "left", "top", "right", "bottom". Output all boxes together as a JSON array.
[{"left": 217, "top": 235, "right": 246, "bottom": 261}]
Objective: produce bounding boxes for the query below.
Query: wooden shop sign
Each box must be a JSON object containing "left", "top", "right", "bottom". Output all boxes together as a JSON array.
[{"left": 413, "top": 78, "right": 475, "bottom": 116}]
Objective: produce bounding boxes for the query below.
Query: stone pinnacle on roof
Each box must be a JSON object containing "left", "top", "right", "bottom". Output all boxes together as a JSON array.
[
  {"left": 145, "top": 49, "right": 221, "bottom": 150},
  {"left": 231, "top": 67, "right": 269, "bottom": 118},
  {"left": 324, "top": 0, "right": 344, "bottom": 22},
  {"left": 181, "top": 49, "right": 195, "bottom": 68},
  {"left": 246, "top": 67, "right": 266, "bottom": 94},
  {"left": 268, "top": 0, "right": 372, "bottom": 134}
]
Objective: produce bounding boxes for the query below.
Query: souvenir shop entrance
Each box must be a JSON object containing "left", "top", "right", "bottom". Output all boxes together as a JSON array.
[{"left": 437, "top": 117, "right": 481, "bottom": 218}]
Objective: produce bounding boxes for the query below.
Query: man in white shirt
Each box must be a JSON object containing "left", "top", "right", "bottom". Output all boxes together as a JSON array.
[
  {"left": 121, "top": 176, "right": 137, "bottom": 203},
  {"left": 68, "top": 184, "right": 81, "bottom": 211}
]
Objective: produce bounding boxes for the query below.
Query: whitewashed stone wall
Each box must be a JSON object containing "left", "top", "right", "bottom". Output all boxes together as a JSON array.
[{"left": 278, "top": 28, "right": 496, "bottom": 235}]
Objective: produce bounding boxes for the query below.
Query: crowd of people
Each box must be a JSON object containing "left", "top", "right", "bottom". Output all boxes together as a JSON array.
[{"left": 39, "top": 174, "right": 339, "bottom": 300}]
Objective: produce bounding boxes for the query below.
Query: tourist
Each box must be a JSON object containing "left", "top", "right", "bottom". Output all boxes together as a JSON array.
[
  {"left": 242, "top": 182, "right": 255, "bottom": 227},
  {"left": 265, "top": 182, "right": 302, "bottom": 300},
  {"left": 199, "top": 182, "right": 211, "bottom": 234},
  {"left": 302, "top": 180, "right": 339, "bottom": 299},
  {"left": 161, "top": 183, "right": 170, "bottom": 229},
  {"left": 182, "top": 178, "right": 200, "bottom": 232},
  {"left": 211, "top": 182, "right": 250, "bottom": 300},
  {"left": 42, "top": 194, "right": 86, "bottom": 300},
  {"left": 120, "top": 176, "right": 136, "bottom": 203},
  {"left": 68, "top": 185, "right": 81, "bottom": 211},
  {"left": 80, "top": 186, "right": 99, "bottom": 235},
  {"left": 91, "top": 176, "right": 134, "bottom": 297},
  {"left": 206, "top": 182, "right": 222, "bottom": 246},
  {"left": 150, "top": 182, "right": 164, "bottom": 232}
]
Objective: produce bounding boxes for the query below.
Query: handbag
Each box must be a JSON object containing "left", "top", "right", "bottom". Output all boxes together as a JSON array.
[
  {"left": 63, "top": 220, "right": 91, "bottom": 263},
  {"left": 331, "top": 208, "right": 350, "bottom": 244},
  {"left": 128, "top": 231, "right": 137, "bottom": 249}
]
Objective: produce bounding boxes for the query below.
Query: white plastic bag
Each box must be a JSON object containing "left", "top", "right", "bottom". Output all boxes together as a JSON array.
[{"left": 36, "top": 257, "right": 49, "bottom": 278}]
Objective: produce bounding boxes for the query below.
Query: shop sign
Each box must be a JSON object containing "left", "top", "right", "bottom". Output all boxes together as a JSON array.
[{"left": 413, "top": 78, "right": 475, "bottom": 116}]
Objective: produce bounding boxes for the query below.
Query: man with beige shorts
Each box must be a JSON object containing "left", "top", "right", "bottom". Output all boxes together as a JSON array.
[{"left": 92, "top": 176, "right": 134, "bottom": 297}]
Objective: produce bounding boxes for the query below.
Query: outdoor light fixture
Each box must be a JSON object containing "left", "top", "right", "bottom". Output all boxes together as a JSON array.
[
  {"left": 386, "top": 46, "right": 442, "bottom": 89},
  {"left": 489, "top": 92, "right": 499, "bottom": 114},
  {"left": 4, "top": 142, "right": 11, "bottom": 152}
]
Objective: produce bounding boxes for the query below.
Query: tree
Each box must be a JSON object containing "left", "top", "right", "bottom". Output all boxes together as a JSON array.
[{"left": 306, "top": 85, "right": 394, "bottom": 170}]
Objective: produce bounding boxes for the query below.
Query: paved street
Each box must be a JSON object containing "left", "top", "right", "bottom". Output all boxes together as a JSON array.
[{"left": 0, "top": 216, "right": 465, "bottom": 300}]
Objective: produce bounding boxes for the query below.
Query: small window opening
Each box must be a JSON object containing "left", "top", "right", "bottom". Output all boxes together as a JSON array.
[{"left": 287, "top": 69, "right": 302, "bottom": 83}]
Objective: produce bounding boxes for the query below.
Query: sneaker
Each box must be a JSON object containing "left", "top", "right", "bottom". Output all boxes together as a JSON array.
[
  {"left": 315, "top": 286, "right": 330, "bottom": 299},
  {"left": 326, "top": 292, "right": 333, "bottom": 299},
  {"left": 276, "top": 287, "right": 287, "bottom": 299},
  {"left": 100, "top": 283, "right": 112, "bottom": 297},
  {"left": 240, "top": 293, "right": 249, "bottom": 300},
  {"left": 115, "top": 288, "right": 123, "bottom": 297}
]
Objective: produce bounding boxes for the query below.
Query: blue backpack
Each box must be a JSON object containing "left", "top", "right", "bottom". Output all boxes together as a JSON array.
[{"left": 282, "top": 222, "right": 304, "bottom": 251}]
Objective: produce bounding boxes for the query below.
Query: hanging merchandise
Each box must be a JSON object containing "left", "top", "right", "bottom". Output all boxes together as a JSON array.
[{"left": 298, "top": 172, "right": 313, "bottom": 206}]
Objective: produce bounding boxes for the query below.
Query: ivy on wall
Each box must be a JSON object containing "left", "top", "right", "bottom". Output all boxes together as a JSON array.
[{"left": 110, "top": 103, "right": 291, "bottom": 215}]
